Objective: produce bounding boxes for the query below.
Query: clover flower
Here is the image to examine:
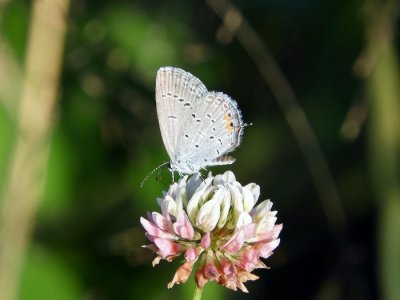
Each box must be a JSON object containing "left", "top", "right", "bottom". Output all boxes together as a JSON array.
[{"left": 140, "top": 171, "right": 282, "bottom": 293}]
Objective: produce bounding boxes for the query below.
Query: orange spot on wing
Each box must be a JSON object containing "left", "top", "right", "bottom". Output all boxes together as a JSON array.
[{"left": 224, "top": 114, "right": 234, "bottom": 133}]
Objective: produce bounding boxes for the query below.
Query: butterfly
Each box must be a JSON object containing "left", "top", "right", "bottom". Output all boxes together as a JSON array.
[{"left": 155, "top": 66, "right": 245, "bottom": 176}]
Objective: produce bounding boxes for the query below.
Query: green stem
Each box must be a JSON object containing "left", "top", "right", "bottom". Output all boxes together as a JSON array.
[{"left": 192, "top": 286, "right": 203, "bottom": 300}]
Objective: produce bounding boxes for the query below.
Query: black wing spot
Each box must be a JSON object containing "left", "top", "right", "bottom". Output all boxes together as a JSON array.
[
  {"left": 184, "top": 103, "right": 191, "bottom": 107},
  {"left": 179, "top": 98, "right": 184, "bottom": 102},
  {"left": 204, "top": 159, "right": 208, "bottom": 162},
  {"left": 192, "top": 113, "right": 196, "bottom": 118},
  {"left": 167, "top": 92, "right": 172, "bottom": 96},
  {"left": 206, "top": 113, "right": 212, "bottom": 118},
  {"left": 185, "top": 134, "right": 189, "bottom": 138},
  {"left": 212, "top": 128, "right": 216, "bottom": 131},
  {"left": 217, "top": 138, "right": 222, "bottom": 145},
  {"left": 211, "top": 119, "right": 216, "bottom": 123},
  {"left": 210, "top": 136, "right": 214, "bottom": 139},
  {"left": 216, "top": 150, "right": 220, "bottom": 154},
  {"left": 168, "top": 115, "right": 177, "bottom": 119},
  {"left": 195, "top": 144, "right": 199, "bottom": 148},
  {"left": 196, "top": 119, "right": 201, "bottom": 123},
  {"left": 173, "top": 94, "right": 178, "bottom": 98}
]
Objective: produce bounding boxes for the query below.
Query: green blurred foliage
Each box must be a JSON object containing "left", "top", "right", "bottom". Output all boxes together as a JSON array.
[{"left": 0, "top": 0, "right": 399, "bottom": 299}]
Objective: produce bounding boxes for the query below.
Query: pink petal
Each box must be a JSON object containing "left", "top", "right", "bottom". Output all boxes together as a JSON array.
[
  {"left": 257, "top": 238, "right": 281, "bottom": 258},
  {"left": 251, "top": 223, "right": 283, "bottom": 243},
  {"left": 201, "top": 232, "right": 211, "bottom": 249},
  {"left": 140, "top": 217, "right": 176, "bottom": 239},
  {"left": 173, "top": 210, "right": 194, "bottom": 240},
  {"left": 237, "top": 248, "right": 260, "bottom": 271},
  {"left": 204, "top": 263, "right": 219, "bottom": 279},
  {"left": 220, "top": 260, "right": 235, "bottom": 276},
  {"left": 153, "top": 237, "right": 184, "bottom": 258},
  {"left": 184, "top": 247, "right": 199, "bottom": 262},
  {"left": 151, "top": 212, "right": 173, "bottom": 232},
  {"left": 222, "top": 230, "right": 245, "bottom": 253},
  {"left": 243, "top": 223, "right": 257, "bottom": 239}
]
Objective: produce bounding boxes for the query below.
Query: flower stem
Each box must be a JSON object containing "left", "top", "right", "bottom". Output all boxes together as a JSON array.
[{"left": 192, "top": 286, "right": 203, "bottom": 300}]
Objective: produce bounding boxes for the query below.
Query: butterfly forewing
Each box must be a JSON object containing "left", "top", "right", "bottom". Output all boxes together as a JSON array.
[{"left": 156, "top": 67, "right": 208, "bottom": 160}]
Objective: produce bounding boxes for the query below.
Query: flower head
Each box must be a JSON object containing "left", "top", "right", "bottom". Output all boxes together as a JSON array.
[{"left": 140, "top": 171, "right": 282, "bottom": 293}]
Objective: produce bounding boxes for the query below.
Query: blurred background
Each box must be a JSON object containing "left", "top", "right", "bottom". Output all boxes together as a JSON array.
[{"left": 0, "top": 0, "right": 399, "bottom": 299}]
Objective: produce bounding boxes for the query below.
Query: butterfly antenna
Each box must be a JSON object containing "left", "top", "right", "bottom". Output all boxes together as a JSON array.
[{"left": 141, "top": 161, "right": 170, "bottom": 188}]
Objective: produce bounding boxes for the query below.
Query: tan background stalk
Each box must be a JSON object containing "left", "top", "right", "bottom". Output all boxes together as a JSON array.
[
  {"left": 0, "top": 0, "right": 70, "bottom": 299},
  {"left": 360, "top": 1, "right": 400, "bottom": 299}
]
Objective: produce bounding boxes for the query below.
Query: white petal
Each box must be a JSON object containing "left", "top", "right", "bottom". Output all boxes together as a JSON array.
[
  {"left": 251, "top": 200, "right": 272, "bottom": 221},
  {"left": 242, "top": 185, "right": 257, "bottom": 213},
  {"left": 163, "top": 195, "right": 178, "bottom": 217},
  {"left": 196, "top": 198, "right": 220, "bottom": 232},
  {"left": 229, "top": 184, "right": 244, "bottom": 223},
  {"left": 187, "top": 177, "right": 214, "bottom": 223},
  {"left": 235, "top": 211, "right": 252, "bottom": 229},
  {"left": 186, "top": 173, "right": 203, "bottom": 199},
  {"left": 213, "top": 170, "right": 236, "bottom": 185},
  {"left": 245, "top": 183, "right": 260, "bottom": 202},
  {"left": 217, "top": 188, "right": 231, "bottom": 228}
]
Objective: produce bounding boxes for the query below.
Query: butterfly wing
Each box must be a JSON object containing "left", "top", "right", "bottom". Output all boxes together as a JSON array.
[
  {"left": 176, "top": 92, "right": 244, "bottom": 169},
  {"left": 156, "top": 67, "right": 208, "bottom": 161}
]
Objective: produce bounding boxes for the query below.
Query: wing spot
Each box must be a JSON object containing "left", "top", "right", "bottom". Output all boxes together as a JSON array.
[
  {"left": 212, "top": 128, "right": 216, "bottom": 131},
  {"left": 192, "top": 113, "right": 196, "bottom": 118},
  {"left": 195, "top": 144, "right": 199, "bottom": 148},
  {"left": 206, "top": 113, "right": 212, "bottom": 118},
  {"left": 210, "top": 136, "right": 214, "bottom": 139},
  {"left": 179, "top": 98, "right": 184, "bottom": 102},
  {"left": 167, "top": 92, "right": 172, "bottom": 96},
  {"left": 168, "top": 115, "right": 177, "bottom": 119},
  {"left": 211, "top": 119, "right": 215, "bottom": 123},
  {"left": 162, "top": 94, "right": 166, "bottom": 98},
  {"left": 216, "top": 150, "right": 220, "bottom": 154},
  {"left": 184, "top": 103, "right": 191, "bottom": 107},
  {"left": 185, "top": 134, "right": 189, "bottom": 138},
  {"left": 217, "top": 138, "right": 222, "bottom": 145},
  {"left": 173, "top": 94, "right": 178, "bottom": 98},
  {"left": 196, "top": 119, "right": 201, "bottom": 123}
]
